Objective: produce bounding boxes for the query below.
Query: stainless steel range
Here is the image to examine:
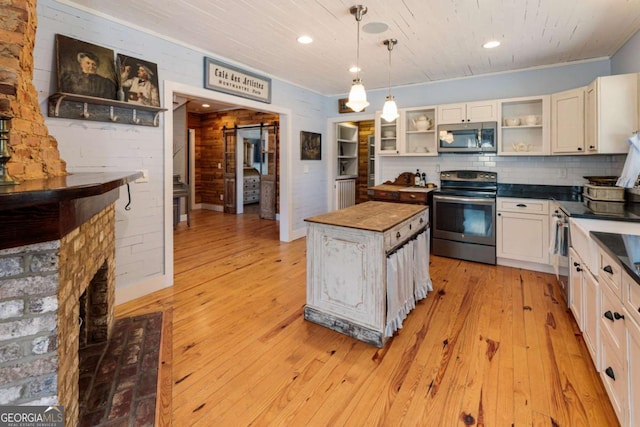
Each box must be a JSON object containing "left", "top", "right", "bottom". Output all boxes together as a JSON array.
[{"left": 432, "top": 170, "right": 497, "bottom": 264}]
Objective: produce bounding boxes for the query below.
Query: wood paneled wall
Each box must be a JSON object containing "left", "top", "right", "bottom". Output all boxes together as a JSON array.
[
  {"left": 357, "top": 120, "right": 374, "bottom": 204},
  {"left": 188, "top": 109, "right": 279, "bottom": 208}
]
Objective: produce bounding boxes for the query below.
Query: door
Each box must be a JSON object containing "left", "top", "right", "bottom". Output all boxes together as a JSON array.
[
  {"left": 551, "top": 87, "right": 585, "bottom": 154},
  {"left": 260, "top": 123, "right": 278, "bottom": 220},
  {"left": 223, "top": 126, "right": 237, "bottom": 214}
]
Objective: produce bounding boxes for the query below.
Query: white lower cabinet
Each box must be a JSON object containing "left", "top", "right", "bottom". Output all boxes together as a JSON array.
[
  {"left": 569, "top": 248, "right": 585, "bottom": 330},
  {"left": 496, "top": 198, "right": 549, "bottom": 264},
  {"left": 583, "top": 269, "right": 600, "bottom": 367},
  {"left": 627, "top": 307, "right": 640, "bottom": 427}
]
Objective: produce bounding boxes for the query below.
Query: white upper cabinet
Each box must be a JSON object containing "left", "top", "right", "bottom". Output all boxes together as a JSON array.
[
  {"left": 585, "top": 73, "right": 638, "bottom": 154},
  {"left": 437, "top": 100, "right": 497, "bottom": 124},
  {"left": 401, "top": 106, "right": 438, "bottom": 156},
  {"left": 336, "top": 122, "right": 358, "bottom": 178},
  {"left": 551, "top": 87, "right": 585, "bottom": 154},
  {"left": 375, "top": 111, "right": 400, "bottom": 155},
  {"left": 375, "top": 107, "right": 438, "bottom": 156},
  {"left": 498, "top": 95, "right": 550, "bottom": 156}
]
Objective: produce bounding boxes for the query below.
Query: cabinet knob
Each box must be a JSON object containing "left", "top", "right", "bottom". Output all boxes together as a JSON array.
[
  {"left": 576, "top": 267, "right": 582, "bottom": 272},
  {"left": 577, "top": 147, "right": 583, "bottom": 151},
  {"left": 497, "top": 213, "right": 501, "bottom": 216},
  {"left": 573, "top": 262, "right": 580, "bottom": 267},
  {"left": 604, "top": 311, "right": 614, "bottom": 321},
  {"left": 603, "top": 265, "right": 613, "bottom": 274},
  {"left": 614, "top": 312, "right": 625, "bottom": 320},
  {"left": 605, "top": 367, "right": 616, "bottom": 380},
  {"left": 396, "top": 231, "right": 401, "bottom": 238}
]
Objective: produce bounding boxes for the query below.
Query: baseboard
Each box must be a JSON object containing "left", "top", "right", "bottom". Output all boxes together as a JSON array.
[
  {"left": 115, "top": 274, "right": 171, "bottom": 305},
  {"left": 200, "top": 203, "right": 223, "bottom": 212},
  {"left": 497, "top": 257, "right": 568, "bottom": 276}
]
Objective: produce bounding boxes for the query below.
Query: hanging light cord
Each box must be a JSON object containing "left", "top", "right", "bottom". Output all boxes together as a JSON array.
[
  {"left": 387, "top": 44, "right": 392, "bottom": 96},
  {"left": 355, "top": 11, "right": 361, "bottom": 80}
]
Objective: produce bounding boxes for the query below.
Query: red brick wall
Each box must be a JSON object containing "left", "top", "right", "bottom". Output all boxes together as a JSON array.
[{"left": 0, "top": 0, "right": 66, "bottom": 180}]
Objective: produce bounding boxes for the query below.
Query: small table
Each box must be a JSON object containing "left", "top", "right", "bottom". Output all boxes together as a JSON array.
[{"left": 173, "top": 175, "right": 190, "bottom": 228}]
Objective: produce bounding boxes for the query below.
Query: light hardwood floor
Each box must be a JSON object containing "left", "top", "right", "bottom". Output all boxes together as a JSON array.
[{"left": 116, "top": 209, "right": 619, "bottom": 426}]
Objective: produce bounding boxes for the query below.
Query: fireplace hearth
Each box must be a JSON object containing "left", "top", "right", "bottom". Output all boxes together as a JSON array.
[{"left": 0, "top": 172, "right": 140, "bottom": 425}]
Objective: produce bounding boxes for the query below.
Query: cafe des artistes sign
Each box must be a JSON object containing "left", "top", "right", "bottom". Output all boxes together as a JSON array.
[{"left": 204, "top": 57, "right": 271, "bottom": 103}]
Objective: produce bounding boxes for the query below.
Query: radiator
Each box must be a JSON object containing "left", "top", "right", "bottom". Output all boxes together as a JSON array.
[{"left": 335, "top": 178, "right": 356, "bottom": 209}]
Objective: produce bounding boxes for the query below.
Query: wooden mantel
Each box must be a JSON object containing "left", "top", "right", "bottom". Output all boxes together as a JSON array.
[{"left": 0, "top": 172, "right": 141, "bottom": 250}]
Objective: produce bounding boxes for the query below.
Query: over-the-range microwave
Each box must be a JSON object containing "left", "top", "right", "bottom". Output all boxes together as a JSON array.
[{"left": 437, "top": 121, "right": 497, "bottom": 153}]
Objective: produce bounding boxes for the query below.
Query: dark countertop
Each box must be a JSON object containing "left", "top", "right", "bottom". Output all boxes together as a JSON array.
[
  {"left": 0, "top": 171, "right": 142, "bottom": 210},
  {"left": 497, "top": 183, "right": 640, "bottom": 223},
  {"left": 591, "top": 231, "right": 640, "bottom": 286},
  {"left": 497, "top": 184, "right": 583, "bottom": 201},
  {"left": 554, "top": 200, "right": 640, "bottom": 222}
]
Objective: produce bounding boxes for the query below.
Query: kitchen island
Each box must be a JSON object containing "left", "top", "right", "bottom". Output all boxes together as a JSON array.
[{"left": 304, "top": 201, "right": 431, "bottom": 347}]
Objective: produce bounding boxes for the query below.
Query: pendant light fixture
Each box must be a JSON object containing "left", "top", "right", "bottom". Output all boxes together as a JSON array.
[
  {"left": 381, "top": 38, "right": 399, "bottom": 122},
  {"left": 346, "top": 5, "right": 369, "bottom": 112}
]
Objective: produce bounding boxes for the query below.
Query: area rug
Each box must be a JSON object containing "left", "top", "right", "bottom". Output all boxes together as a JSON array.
[{"left": 79, "top": 311, "right": 166, "bottom": 427}]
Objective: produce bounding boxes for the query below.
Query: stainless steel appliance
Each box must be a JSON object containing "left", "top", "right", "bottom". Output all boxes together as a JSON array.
[
  {"left": 550, "top": 201, "right": 570, "bottom": 305},
  {"left": 437, "top": 122, "right": 497, "bottom": 153},
  {"left": 432, "top": 170, "right": 497, "bottom": 264}
]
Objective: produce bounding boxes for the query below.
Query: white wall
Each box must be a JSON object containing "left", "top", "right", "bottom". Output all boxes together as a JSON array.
[
  {"left": 33, "top": 0, "right": 639, "bottom": 302},
  {"left": 35, "top": 0, "right": 329, "bottom": 303}
]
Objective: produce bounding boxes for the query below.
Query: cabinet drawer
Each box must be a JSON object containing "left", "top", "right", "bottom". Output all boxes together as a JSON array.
[
  {"left": 497, "top": 197, "right": 548, "bottom": 214},
  {"left": 598, "top": 248, "right": 622, "bottom": 298},
  {"left": 600, "top": 337, "right": 627, "bottom": 424},
  {"left": 384, "top": 210, "right": 428, "bottom": 252},
  {"left": 600, "top": 282, "right": 626, "bottom": 356},
  {"left": 398, "top": 191, "right": 429, "bottom": 204},
  {"left": 624, "top": 271, "right": 640, "bottom": 327}
]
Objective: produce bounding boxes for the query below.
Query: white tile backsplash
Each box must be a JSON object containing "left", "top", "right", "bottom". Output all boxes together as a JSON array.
[{"left": 378, "top": 153, "right": 627, "bottom": 187}]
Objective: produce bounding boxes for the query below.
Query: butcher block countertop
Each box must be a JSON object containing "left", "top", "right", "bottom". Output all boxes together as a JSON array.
[{"left": 305, "top": 201, "right": 427, "bottom": 232}]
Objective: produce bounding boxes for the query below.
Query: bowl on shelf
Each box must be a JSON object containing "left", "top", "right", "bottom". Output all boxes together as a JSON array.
[
  {"left": 512, "top": 142, "right": 531, "bottom": 152},
  {"left": 525, "top": 115, "right": 538, "bottom": 125},
  {"left": 504, "top": 117, "right": 520, "bottom": 126},
  {"left": 383, "top": 129, "right": 396, "bottom": 138}
]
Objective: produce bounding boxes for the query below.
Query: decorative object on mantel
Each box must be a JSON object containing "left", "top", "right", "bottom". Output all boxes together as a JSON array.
[
  {"left": 380, "top": 38, "right": 399, "bottom": 122},
  {"left": 345, "top": 5, "right": 369, "bottom": 113},
  {"left": 0, "top": 114, "right": 17, "bottom": 185},
  {"left": 301, "top": 131, "right": 321, "bottom": 160},
  {"left": 204, "top": 57, "right": 272, "bottom": 103}
]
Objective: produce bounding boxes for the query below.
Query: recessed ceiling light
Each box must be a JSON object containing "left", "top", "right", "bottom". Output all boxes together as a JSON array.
[
  {"left": 362, "top": 22, "right": 388, "bottom": 34},
  {"left": 297, "top": 35, "right": 313, "bottom": 44},
  {"left": 483, "top": 40, "right": 501, "bottom": 49},
  {"left": 349, "top": 66, "right": 361, "bottom": 73},
  {"left": 202, "top": 103, "right": 210, "bottom": 108}
]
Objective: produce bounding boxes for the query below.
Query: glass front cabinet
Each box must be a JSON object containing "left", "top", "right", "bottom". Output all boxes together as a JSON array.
[{"left": 375, "top": 107, "right": 437, "bottom": 156}]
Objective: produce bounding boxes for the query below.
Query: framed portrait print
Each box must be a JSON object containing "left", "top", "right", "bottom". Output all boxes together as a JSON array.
[
  {"left": 300, "top": 131, "right": 321, "bottom": 160},
  {"left": 116, "top": 54, "right": 161, "bottom": 107},
  {"left": 55, "top": 34, "right": 117, "bottom": 100}
]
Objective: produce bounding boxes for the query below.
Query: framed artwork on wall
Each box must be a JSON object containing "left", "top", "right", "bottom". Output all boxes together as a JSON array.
[
  {"left": 301, "top": 131, "right": 321, "bottom": 160},
  {"left": 116, "top": 55, "right": 161, "bottom": 107},
  {"left": 55, "top": 34, "right": 117, "bottom": 100}
]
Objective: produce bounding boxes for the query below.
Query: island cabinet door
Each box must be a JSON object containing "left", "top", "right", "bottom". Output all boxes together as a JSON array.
[{"left": 306, "top": 223, "right": 385, "bottom": 331}]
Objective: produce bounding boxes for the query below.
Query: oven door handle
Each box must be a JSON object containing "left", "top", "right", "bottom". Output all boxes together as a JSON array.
[{"left": 433, "top": 195, "right": 495, "bottom": 205}]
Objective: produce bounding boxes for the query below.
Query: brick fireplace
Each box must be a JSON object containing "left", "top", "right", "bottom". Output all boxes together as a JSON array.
[
  {"left": 0, "top": 203, "right": 116, "bottom": 422},
  {"left": 0, "top": 1, "right": 138, "bottom": 426}
]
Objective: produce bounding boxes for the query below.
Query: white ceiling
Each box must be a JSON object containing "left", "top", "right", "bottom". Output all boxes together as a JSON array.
[{"left": 63, "top": 0, "right": 640, "bottom": 96}]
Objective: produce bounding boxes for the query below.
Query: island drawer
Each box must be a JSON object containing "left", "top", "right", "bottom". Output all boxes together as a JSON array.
[{"left": 384, "top": 209, "right": 429, "bottom": 252}]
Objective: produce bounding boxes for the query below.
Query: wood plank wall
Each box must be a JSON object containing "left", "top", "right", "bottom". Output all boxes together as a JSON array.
[
  {"left": 357, "top": 120, "right": 374, "bottom": 204},
  {"left": 188, "top": 110, "right": 279, "bottom": 208}
]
